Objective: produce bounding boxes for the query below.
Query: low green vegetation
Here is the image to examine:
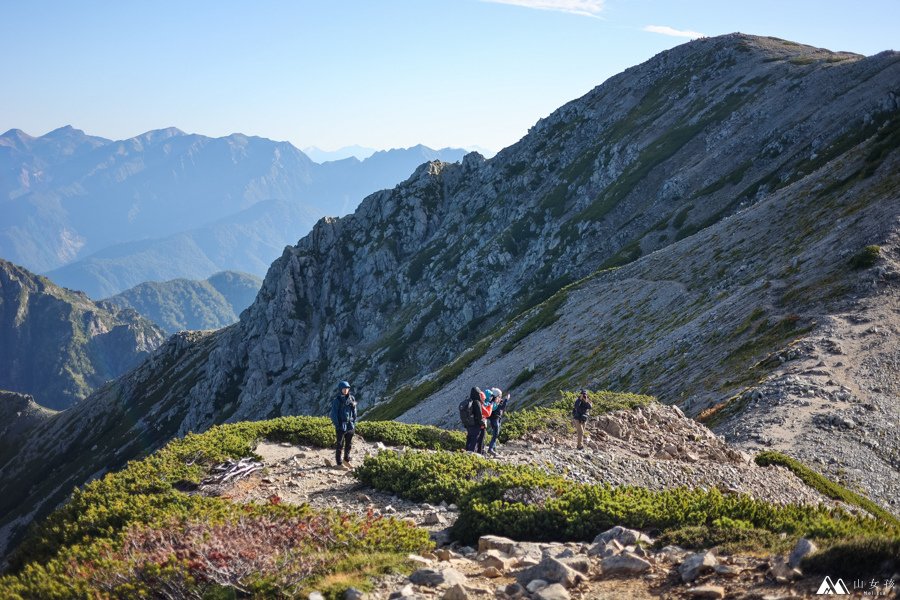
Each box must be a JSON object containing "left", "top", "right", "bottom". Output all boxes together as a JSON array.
[
  {"left": 499, "top": 390, "right": 655, "bottom": 442},
  {"left": 0, "top": 417, "right": 454, "bottom": 599},
  {"left": 801, "top": 536, "right": 900, "bottom": 580},
  {"left": 355, "top": 447, "right": 895, "bottom": 546},
  {"left": 654, "top": 524, "right": 794, "bottom": 555},
  {"left": 754, "top": 451, "right": 900, "bottom": 528},
  {"left": 848, "top": 244, "right": 881, "bottom": 269}
]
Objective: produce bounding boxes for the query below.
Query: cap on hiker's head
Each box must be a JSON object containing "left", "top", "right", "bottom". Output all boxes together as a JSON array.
[
  {"left": 580, "top": 389, "right": 588, "bottom": 395},
  {"left": 491, "top": 387, "right": 502, "bottom": 398},
  {"left": 339, "top": 380, "right": 351, "bottom": 389}
]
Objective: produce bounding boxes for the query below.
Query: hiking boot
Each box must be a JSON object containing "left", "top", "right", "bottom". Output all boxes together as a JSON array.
[{"left": 344, "top": 458, "right": 353, "bottom": 467}]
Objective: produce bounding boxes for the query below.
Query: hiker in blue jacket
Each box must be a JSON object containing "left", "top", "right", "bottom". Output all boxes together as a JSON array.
[
  {"left": 330, "top": 380, "right": 357, "bottom": 469},
  {"left": 487, "top": 389, "right": 508, "bottom": 455}
]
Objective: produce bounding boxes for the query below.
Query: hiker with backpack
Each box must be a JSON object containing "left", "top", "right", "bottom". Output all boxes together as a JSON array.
[
  {"left": 487, "top": 390, "right": 508, "bottom": 455},
  {"left": 460, "top": 387, "right": 486, "bottom": 452},
  {"left": 477, "top": 388, "right": 497, "bottom": 454},
  {"left": 572, "top": 389, "right": 592, "bottom": 450},
  {"left": 330, "top": 380, "right": 358, "bottom": 469}
]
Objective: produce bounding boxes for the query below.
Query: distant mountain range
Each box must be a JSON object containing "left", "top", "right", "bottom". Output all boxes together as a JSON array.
[
  {"left": 0, "top": 127, "right": 467, "bottom": 297},
  {"left": 101, "top": 271, "right": 263, "bottom": 334},
  {"left": 303, "top": 145, "right": 377, "bottom": 162}
]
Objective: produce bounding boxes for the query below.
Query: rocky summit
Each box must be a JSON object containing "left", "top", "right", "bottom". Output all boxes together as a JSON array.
[{"left": 1, "top": 33, "right": 898, "bottom": 561}]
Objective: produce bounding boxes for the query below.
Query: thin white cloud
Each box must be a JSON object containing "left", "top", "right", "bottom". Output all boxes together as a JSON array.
[
  {"left": 481, "top": 0, "right": 605, "bottom": 18},
  {"left": 643, "top": 25, "right": 705, "bottom": 38}
]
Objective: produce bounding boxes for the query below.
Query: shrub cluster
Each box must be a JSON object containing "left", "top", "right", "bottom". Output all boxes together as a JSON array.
[
  {"left": 499, "top": 390, "right": 655, "bottom": 442},
  {"left": 754, "top": 451, "right": 900, "bottom": 528},
  {"left": 1, "top": 416, "right": 442, "bottom": 598},
  {"left": 801, "top": 536, "right": 900, "bottom": 580},
  {"left": 354, "top": 450, "right": 897, "bottom": 546},
  {"left": 848, "top": 244, "right": 881, "bottom": 269}
]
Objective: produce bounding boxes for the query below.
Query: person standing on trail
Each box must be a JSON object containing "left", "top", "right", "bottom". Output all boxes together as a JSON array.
[
  {"left": 487, "top": 390, "right": 508, "bottom": 455},
  {"left": 477, "top": 388, "right": 496, "bottom": 454},
  {"left": 572, "top": 389, "right": 592, "bottom": 450},
  {"left": 463, "top": 387, "right": 487, "bottom": 452},
  {"left": 330, "top": 380, "right": 357, "bottom": 469}
]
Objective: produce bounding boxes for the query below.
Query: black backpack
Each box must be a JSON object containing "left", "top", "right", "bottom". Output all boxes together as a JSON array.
[
  {"left": 573, "top": 397, "right": 587, "bottom": 421},
  {"left": 459, "top": 387, "right": 481, "bottom": 428}
]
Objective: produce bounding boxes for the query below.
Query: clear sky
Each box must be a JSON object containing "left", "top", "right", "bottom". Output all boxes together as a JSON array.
[{"left": 1, "top": 0, "right": 896, "bottom": 154}]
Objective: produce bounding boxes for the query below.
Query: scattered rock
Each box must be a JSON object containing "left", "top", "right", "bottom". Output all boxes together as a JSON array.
[
  {"left": 713, "top": 564, "right": 742, "bottom": 577},
  {"left": 388, "top": 584, "right": 415, "bottom": 599},
  {"left": 558, "top": 556, "right": 591, "bottom": 575},
  {"left": 516, "top": 556, "right": 583, "bottom": 588},
  {"left": 768, "top": 558, "right": 802, "bottom": 583},
  {"left": 480, "top": 549, "right": 512, "bottom": 571},
  {"left": 423, "top": 511, "right": 447, "bottom": 526},
  {"left": 435, "top": 548, "right": 453, "bottom": 561},
  {"left": 533, "top": 583, "right": 571, "bottom": 600},
  {"left": 593, "top": 525, "right": 653, "bottom": 547},
  {"left": 409, "top": 567, "right": 467, "bottom": 588},
  {"left": 788, "top": 538, "right": 818, "bottom": 567},
  {"left": 443, "top": 584, "right": 470, "bottom": 600},
  {"left": 600, "top": 552, "right": 652, "bottom": 575},
  {"left": 679, "top": 550, "right": 718, "bottom": 583},
  {"left": 526, "top": 579, "right": 548, "bottom": 593},
  {"left": 504, "top": 583, "right": 526, "bottom": 598},
  {"left": 344, "top": 589, "right": 365, "bottom": 600},
  {"left": 309, "top": 593, "right": 325, "bottom": 600},
  {"left": 588, "top": 538, "right": 624, "bottom": 557},
  {"left": 686, "top": 585, "right": 725, "bottom": 599},
  {"left": 482, "top": 566, "right": 503, "bottom": 578},
  {"left": 478, "top": 535, "right": 517, "bottom": 554}
]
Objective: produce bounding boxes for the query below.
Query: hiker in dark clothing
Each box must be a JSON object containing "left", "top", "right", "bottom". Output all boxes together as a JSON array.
[
  {"left": 487, "top": 390, "right": 508, "bottom": 455},
  {"left": 572, "top": 389, "right": 592, "bottom": 450},
  {"left": 330, "top": 380, "right": 357, "bottom": 469},
  {"left": 463, "top": 387, "right": 486, "bottom": 452}
]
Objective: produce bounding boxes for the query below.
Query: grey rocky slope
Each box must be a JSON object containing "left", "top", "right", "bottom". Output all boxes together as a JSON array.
[
  {"left": 0, "top": 258, "right": 165, "bottom": 409},
  {"left": 397, "top": 143, "right": 900, "bottom": 512},
  {"left": 100, "top": 271, "right": 263, "bottom": 334},
  {"left": 1, "top": 33, "right": 898, "bottom": 559}
]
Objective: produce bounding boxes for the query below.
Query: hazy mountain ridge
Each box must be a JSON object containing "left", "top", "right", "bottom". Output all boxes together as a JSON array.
[
  {"left": 101, "top": 271, "right": 263, "bottom": 334},
  {"left": 0, "top": 127, "right": 466, "bottom": 296},
  {"left": 1, "top": 33, "right": 898, "bottom": 560},
  {"left": 0, "top": 259, "right": 166, "bottom": 410}
]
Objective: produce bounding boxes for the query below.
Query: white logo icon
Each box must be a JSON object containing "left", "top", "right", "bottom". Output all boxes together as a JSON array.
[{"left": 816, "top": 576, "right": 850, "bottom": 594}]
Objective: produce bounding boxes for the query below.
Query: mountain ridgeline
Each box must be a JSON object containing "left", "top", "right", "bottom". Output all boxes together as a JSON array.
[
  {"left": 0, "top": 126, "right": 466, "bottom": 297},
  {"left": 1, "top": 34, "right": 899, "bottom": 560},
  {"left": 101, "top": 271, "right": 263, "bottom": 334},
  {"left": 0, "top": 259, "right": 165, "bottom": 410}
]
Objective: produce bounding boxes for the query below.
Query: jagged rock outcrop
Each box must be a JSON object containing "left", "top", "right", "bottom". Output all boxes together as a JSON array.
[
  {"left": 0, "top": 259, "right": 165, "bottom": 409},
  {"left": 0, "top": 390, "right": 54, "bottom": 458},
  {"left": 1, "top": 33, "right": 899, "bottom": 559}
]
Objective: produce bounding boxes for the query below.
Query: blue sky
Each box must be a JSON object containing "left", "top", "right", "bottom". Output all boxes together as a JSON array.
[{"left": 1, "top": 0, "right": 896, "bottom": 154}]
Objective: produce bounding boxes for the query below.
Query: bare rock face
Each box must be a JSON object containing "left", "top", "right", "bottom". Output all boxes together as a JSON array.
[{"left": 3, "top": 33, "right": 900, "bottom": 561}]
